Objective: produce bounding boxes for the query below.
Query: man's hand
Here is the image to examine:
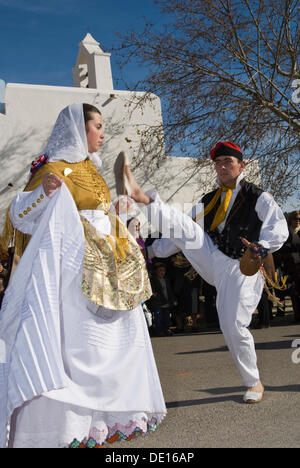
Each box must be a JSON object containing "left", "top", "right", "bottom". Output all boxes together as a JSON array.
[
  {"left": 241, "top": 238, "right": 269, "bottom": 260},
  {"left": 43, "top": 173, "right": 63, "bottom": 197}
]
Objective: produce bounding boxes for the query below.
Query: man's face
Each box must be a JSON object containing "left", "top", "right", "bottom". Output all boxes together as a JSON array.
[{"left": 214, "top": 155, "right": 246, "bottom": 186}]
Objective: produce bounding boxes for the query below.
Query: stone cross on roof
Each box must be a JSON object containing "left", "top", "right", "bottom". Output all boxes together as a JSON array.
[{"left": 72, "top": 33, "right": 114, "bottom": 91}]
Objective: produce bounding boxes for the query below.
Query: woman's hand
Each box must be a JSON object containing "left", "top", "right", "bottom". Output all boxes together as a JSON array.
[
  {"left": 115, "top": 197, "right": 132, "bottom": 215},
  {"left": 43, "top": 172, "right": 63, "bottom": 197}
]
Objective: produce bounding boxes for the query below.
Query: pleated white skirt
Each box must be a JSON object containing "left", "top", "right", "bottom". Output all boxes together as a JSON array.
[{"left": 9, "top": 270, "right": 166, "bottom": 448}]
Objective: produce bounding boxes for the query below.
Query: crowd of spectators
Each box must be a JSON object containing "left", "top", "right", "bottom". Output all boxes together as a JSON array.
[
  {"left": 272, "top": 210, "right": 300, "bottom": 324},
  {"left": 145, "top": 255, "right": 219, "bottom": 336}
]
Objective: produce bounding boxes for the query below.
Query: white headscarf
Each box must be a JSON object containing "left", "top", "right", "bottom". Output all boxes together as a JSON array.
[{"left": 44, "top": 102, "right": 102, "bottom": 169}]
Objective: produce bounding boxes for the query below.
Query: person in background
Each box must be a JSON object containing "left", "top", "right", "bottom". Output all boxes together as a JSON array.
[
  {"left": 274, "top": 210, "right": 300, "bottom": 323},
  {"left": 202, "top": 280, "right": 219, "bottom": 328},
  {"left": 127, "top": 217, "right": 149, "bottom": 259},
  {"left": 252, "top": 290, "right": 273, "bottom": 329},
  {"left": 150, "top": 262, "right": 176, "bottom": 336}
]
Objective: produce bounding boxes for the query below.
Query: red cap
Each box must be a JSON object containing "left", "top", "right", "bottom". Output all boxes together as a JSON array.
[{"left": 210, "top": 141, "right": 243, "bottom": 161}]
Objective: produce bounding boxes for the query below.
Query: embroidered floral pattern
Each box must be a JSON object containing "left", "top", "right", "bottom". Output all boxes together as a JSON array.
[
  {"left": 81, "top": 215, "right": 152, "bottom": 311},
  {"left": 66, "top": 419, "right": 158, "bottom": 448}
]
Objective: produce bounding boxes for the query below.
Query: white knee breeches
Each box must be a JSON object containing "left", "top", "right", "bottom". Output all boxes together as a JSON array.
[{"left": 145, "top": 192, "right": 264, "bottom": 387}]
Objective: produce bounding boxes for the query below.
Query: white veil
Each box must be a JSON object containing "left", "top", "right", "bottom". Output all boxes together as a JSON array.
[{"left": 44, "top": 102, "right": 102, "bottom": 169}]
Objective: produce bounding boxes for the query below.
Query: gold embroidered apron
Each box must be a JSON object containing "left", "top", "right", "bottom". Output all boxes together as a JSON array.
[{"left": 81, "top": 214, "right": 152, "bottom": 310}]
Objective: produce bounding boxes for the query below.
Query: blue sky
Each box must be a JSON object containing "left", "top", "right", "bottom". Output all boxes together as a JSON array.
[{"left": 0, "top": 0, "right": 162, "bottom": 88}]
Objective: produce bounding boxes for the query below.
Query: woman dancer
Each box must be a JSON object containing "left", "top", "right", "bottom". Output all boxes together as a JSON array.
[{"left": 0, "top": 103, "right": 166, "bottom": 448}]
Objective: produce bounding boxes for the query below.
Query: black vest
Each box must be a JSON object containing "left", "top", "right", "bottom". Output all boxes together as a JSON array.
[{"left": 202, "top": 180, "right": 263, "bottom": 259}]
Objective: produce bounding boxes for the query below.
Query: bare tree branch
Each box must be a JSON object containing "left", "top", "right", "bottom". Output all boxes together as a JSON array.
[{"left": 114, "top": 0, "right": 300, "bottom": 203}]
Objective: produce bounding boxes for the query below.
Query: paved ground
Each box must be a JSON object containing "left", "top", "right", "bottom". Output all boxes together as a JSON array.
[{"left": 112, "top": 313, "right": 300, "bottom": 448}]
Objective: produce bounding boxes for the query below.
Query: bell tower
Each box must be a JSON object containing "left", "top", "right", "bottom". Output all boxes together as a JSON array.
[
  {"left": 72, "top": 33, "right": 114, "bottom": 90},
  {"left": 0, "top": 79, "right": 5, "bottom": 114}
]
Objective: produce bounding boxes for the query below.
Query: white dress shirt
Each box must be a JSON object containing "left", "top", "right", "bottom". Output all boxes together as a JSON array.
[{"left": 148, "top": 172, "right": 288, "bottom": 258}]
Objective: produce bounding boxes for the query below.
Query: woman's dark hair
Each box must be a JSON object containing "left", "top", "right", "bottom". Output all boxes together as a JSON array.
[{"left": 83, "top": 103, "right": 101, "bottom": 124}]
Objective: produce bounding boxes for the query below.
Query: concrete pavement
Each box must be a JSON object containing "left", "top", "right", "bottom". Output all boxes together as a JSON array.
[{"left": 112, "top": 315, "right": 300, "bottom": 448}]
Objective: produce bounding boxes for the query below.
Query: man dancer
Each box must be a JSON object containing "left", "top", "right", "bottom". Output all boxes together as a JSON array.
[{"left": 125, "top": 141, "right": 289, "bottom": 403}]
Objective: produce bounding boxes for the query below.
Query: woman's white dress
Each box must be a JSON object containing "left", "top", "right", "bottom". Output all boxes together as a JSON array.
[{"left": 0, "top": 184, "right": 166, "bottom": 448}]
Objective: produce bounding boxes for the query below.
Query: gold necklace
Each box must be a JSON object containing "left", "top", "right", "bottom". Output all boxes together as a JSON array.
[{"left": 68, "top": 160, "right": 111, "bottom": 207}]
